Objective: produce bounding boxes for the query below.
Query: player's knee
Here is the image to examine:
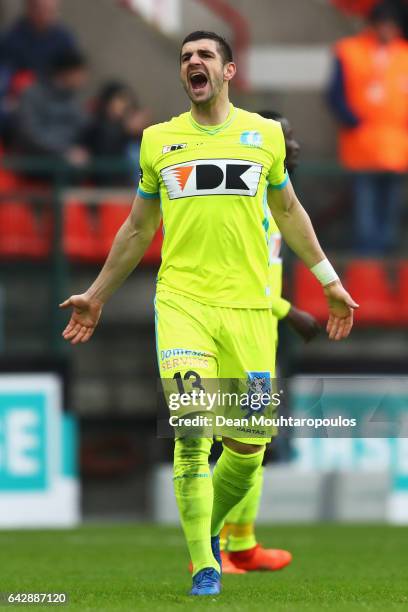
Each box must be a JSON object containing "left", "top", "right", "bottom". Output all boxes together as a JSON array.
[
  {"left": 222, "top": 437, "right": 265, "bottom": 455},
  {"left": 174, "top": 436, "right": 212, "bottom": 466}
]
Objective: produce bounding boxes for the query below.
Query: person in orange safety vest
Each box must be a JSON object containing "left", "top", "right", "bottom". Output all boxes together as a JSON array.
[{"left": 327, "top": 1, "right": 408, "bottom": 254}]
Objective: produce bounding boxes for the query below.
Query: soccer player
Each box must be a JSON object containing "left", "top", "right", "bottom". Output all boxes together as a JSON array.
[
  {"left": 219, "top": 109, "right": 320, "bottom": 574},
  {"left": 60, "top": 31, "right": 358, "bottom": 596}
]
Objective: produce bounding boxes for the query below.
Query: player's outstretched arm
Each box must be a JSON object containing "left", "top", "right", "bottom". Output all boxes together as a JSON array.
[
  {"left": 60, "top": 194, "right": 161, "bottom": 344},
  {"left": 267, "top": 181, "right": 358, "bottom": 341}
]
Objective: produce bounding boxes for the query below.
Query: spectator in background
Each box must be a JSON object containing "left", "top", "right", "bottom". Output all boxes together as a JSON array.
[
  {"left": 0, "top": 0, "right": 79, "bottom": 136},
  {"left": 332, "top": 0, "right": 408, "bottom": 38},
  {"left": 83, "top": 82, "right": 151, "bottom": 185},
  {"left": 327, "top": 2, "right": 408, "bottom": 255},
  {"left": 379, "top": 1, "right": 408, "bottom": 39},
  {"left": 0, "top": 0, "right": 77, "bottom": 82},
  {"left": 15, "top": 49, "right": 89, "bottom": 165},
  {"left": 84, "top": 82, "right": 132, "bottom": 158},
  {"left": 397, "top": 0, "right": 408, "bottom": 38},
  {"left": 124, "top": 103, "right": 152, "bottom": 186}
]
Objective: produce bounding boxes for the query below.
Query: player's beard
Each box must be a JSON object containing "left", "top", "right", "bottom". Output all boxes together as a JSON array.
[{"left": 183, "top": 71, "right": 224, "bottom": 107}]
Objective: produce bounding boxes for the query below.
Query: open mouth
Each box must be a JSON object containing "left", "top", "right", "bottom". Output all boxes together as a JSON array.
[{"left": 189, "top": 72, "right": 208, "bottom": 91}]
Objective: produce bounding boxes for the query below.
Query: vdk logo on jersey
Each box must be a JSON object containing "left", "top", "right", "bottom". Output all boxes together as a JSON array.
[{"left": 161, "top": 159, "right": 263, "bottom": 199}]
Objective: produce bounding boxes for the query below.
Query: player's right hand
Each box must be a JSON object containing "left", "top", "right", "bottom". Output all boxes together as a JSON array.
[{"left": 59, "top": 293, "right": 103, "bottom": 345}]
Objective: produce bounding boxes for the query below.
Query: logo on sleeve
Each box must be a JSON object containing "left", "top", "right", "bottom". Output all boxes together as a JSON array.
[{"left": 161, "top": 159, "right": 262, "bottom": 199}]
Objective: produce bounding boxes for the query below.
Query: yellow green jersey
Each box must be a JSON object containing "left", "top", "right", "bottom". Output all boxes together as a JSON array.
[{"left": 137, "top": 104, "right": 288, "bottom": 309}]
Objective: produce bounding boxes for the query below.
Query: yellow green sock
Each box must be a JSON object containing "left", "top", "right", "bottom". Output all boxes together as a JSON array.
[
  {"left": 173, "top": 437, "right": 220, "bottom": 575},
  {"left": 211, "top": 444, "right": 264, "bottom": 538},
  {"left": 220, "top": 524, "right": 230, "bottom": 552},
  {"left": 225, "top": 466, "right": 264, "bottom": 552}
]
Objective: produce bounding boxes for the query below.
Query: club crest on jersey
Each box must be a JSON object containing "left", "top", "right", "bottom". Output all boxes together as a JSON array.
[
  {"left": 161, "top": 159, "right": 262, "bottom": 199},
  {"left": 240, "top": 131, "right": 262, "bottom": 147},
  {"left": 162, "top": 143, "right": 187, "bottom": 154},
  {"left": 241, "top": 371, "right": 272, "bottom": 418}
]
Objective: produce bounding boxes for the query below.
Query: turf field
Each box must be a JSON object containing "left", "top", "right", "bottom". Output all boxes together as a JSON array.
[{"left": 0, "top": 524, "right": 407, "bottom": 611}]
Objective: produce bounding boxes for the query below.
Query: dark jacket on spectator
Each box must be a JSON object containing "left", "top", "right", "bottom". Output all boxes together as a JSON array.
[
  {"left": 81, "top": 118, "right": 131, "bottom": 186},
  {"left": 0, "top": 17, "right": 78, "bottom": 140},
  {"left": 0, "top": 17, "right": 77, "bottom": 77},
  {"left": 83, "top": 119, "right": 128, "bottom": 158},
  {"left": 16, "top": 79, "right": 86, "bottom": 157},
  {"left": 326, "top": 57, "right": 361, "bottom": 128}
]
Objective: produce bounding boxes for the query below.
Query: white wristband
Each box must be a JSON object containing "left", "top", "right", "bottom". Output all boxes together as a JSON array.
[{"left": 310, "top": 259, "right": 339, "bottom": 286}]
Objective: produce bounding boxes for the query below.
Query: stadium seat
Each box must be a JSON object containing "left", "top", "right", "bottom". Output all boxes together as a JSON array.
[
  {"left": 332, "top": 0, "right": 377, "bottom": 17},
  {"left": 98, "top": 201, "right": 132, "bottom": 259},
  {"left": 344, "top": 259, "right": 398, "bottom": 326},
  {"left": 0, "top": 201, "right": 49, "bottom": 258},
  {"left": 63, "top": 201, "right": 99, "bottom": 262},
  {"left": 0, "top": 168, "right": 20, "bottom": 192},
  {"left": 293, "top": 261, "right": 328, "bottom": 323},
  {"left": 397, "top": 261, "right": 408, "bottom": 324}
]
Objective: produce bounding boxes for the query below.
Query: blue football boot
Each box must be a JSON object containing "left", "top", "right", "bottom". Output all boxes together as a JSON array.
[{"left": 190, "top": 567, "right": 221, "bottom": 596}]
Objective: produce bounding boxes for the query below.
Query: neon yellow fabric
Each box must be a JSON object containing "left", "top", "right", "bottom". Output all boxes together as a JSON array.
[
  {"left": 220, "top": 524, "right": 229, "bottom": 552},
  {"left": 224, "top": 466, "right": 264, "bottom": 552},
  {"left": 227, "top": 523, "right": 257, "bottom": 552},
  {"left": 173, "top": 437, "right": 220, "bottom": 575},
  {"left": 155, "top": 291, "right": 278, "bottom": 379},
  {"left": 155, "top": 290, "right": 278, "bottom": 444},
  {"left": 138, "top": 105, "right": 288, "bottom": 309},
  {"left": 272, "top": 296, "right": 291, "bottom": 320},
  {"left": 211, "top": 444, "right": 264, "bottom": 537}
]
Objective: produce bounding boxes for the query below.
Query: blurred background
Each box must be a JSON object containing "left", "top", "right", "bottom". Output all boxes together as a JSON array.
[{"left": 0, "top": 0, "right": 407, "bottom": 528}]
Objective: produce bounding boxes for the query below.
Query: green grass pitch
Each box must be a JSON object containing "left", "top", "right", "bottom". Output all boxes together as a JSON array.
[{"left": 1, "top": 524, "right": 407, "bottom": 611}]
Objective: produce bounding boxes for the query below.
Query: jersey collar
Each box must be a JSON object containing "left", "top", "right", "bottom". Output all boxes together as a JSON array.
[{"left": 189, "top": 103, "right": 236, "bottom": 135}]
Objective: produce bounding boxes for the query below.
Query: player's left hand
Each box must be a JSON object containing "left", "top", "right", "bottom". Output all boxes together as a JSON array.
[
  {"left": 324, "top": 280, "right": 359, "bottom": 341},
  {"left": 286, "top": 306, "right": 321, "bottom": 343}
]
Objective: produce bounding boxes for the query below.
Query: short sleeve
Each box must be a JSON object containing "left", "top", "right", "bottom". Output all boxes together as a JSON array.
[
  {"left": 137, "top": 130, "right": 160, "bottom": 199},
  {"left": 267, "top": 123, "right": 289, "bottom": 190}
]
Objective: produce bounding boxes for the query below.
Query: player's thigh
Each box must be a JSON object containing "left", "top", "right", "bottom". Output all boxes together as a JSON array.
[
  {"left": 155, "top": 291, "right": 219, "bottom": 409},
  {"left": 218, "top": 307, "right": 277, "bottom": 378},
  {"left": 218, "top": 307, "right": 278, "bottom": 445},
  {"left": 155, "top": 291, "right": 219, "bottom": 380},
  {"left": 155, "top": 291, "right": 219, "bottom": 437}
]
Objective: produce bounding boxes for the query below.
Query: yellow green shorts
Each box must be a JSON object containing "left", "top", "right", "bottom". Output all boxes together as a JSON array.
[{"left": 154, "top": 289, "right": 278, "bottom": 444}]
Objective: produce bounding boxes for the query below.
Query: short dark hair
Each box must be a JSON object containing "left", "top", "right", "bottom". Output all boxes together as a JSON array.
[
  {"left": 257, "top": 110, "right": 283, "bottom": 121},
  {"left": 369, "top": 1, "right": 401, "bottom": 25},
  {"left": 50, "top": 49, "right": 87, "bottom": 76},
  {"left": 180, "top": 31, "right": 233, "bottom": 64}
]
